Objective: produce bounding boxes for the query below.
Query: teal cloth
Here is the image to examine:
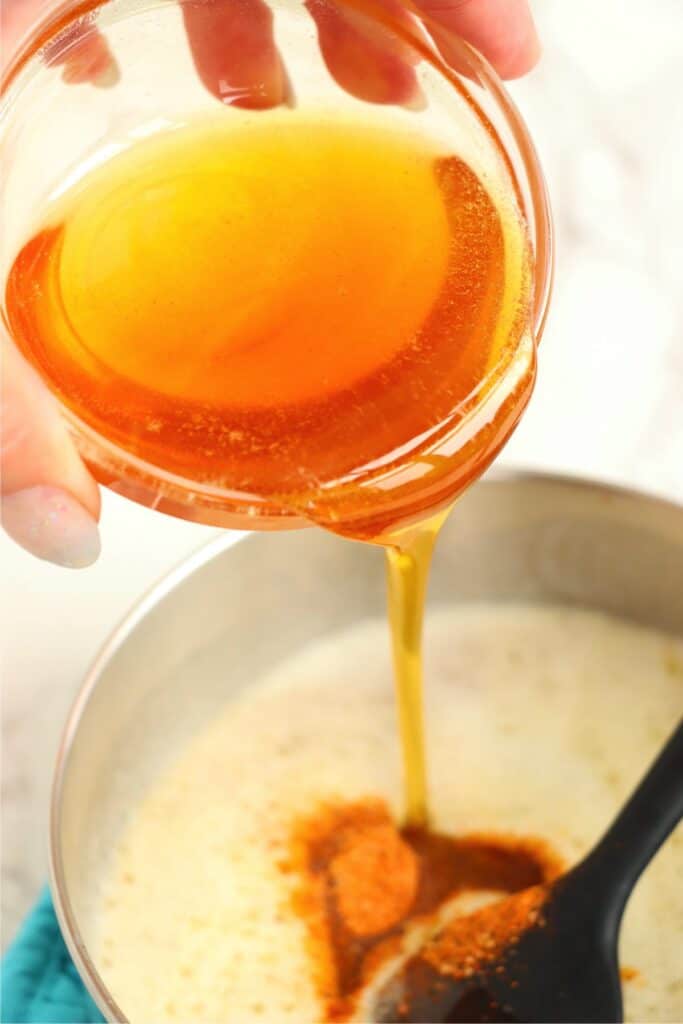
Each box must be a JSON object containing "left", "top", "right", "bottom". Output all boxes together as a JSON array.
[{"left": 2, "top": 889, "right": 104, "bottom": 1024}]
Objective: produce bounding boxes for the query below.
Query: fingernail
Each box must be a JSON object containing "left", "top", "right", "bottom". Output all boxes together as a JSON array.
[{"left": 2, "top": 486, "right": 101, "bottom": 568}]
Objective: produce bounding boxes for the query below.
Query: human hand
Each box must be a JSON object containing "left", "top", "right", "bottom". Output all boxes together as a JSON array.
[
  {"left": 3, "top": 0, "right": 539, "bottom": 100},
  {"left": 180, "top": 0, "right": 540, "bottom": 107},
  {"left": 1, "top": 335, "right": 102, "bottom": 567},
  {"left": 0, "top": 0, "right": 539, "bottom": 566}
]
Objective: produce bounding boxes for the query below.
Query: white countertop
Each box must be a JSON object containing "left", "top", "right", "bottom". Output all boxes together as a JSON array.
[{"left": 2, "top": 0, "right": 682, "bottom": 947}]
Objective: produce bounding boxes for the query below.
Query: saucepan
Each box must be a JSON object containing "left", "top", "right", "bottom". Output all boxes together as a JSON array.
[{"left": 49, "top": 471, "right": 683, "bottom": 1021}]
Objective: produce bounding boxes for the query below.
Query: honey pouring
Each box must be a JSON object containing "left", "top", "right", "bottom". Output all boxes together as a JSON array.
[{"left": 3, "top": 5, "right": 550, "bottom": 1017}]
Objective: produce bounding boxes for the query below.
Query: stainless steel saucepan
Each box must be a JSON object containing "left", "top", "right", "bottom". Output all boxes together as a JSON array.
[{"left": 49, "top": 471, "right": 683, "bottom": 1021}]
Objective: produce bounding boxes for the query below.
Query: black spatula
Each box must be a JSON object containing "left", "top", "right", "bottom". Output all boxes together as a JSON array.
[{"left": 375, "top": 718, "right": 683, "bottom": 1023}]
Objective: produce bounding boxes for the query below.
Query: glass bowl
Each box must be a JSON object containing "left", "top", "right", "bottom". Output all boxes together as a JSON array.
[{"left": 1, "top": 0, "right": 553, "bottom": 532}]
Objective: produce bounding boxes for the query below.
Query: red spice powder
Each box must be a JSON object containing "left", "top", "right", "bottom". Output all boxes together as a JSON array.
[
  {"left": 329, "top": 821, "right": 419, "bottom": 935},
  {"left": 286, "top": 798, "right": 562, "bottom": 1022},
  {"left": 422, "top": 884, "right": 548, "bottom": 979}
]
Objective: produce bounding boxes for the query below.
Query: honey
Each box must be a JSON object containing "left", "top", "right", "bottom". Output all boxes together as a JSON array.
[
  {"left": 5, "top": 113, "right": 533, "bottom": 535},
  {"left": 386, "top": 507, "right": 450, "bottom": 825},
  {"left": 5, "top": 111, "right": 535, "bottom": 823}
]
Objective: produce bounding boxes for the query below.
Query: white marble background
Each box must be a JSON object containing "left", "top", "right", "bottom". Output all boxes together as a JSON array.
[{"left": 2, "top": 0, "right": 682, "bottom": 947}]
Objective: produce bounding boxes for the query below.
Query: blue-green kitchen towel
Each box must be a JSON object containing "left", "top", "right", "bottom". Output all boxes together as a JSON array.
[{"left": 1, "top": 888, "right": 104, "bottom": 1024}]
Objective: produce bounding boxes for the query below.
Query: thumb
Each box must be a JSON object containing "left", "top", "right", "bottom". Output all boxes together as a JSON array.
[{"left": 1, "top": 334, "right": 101, "bottom": 567}]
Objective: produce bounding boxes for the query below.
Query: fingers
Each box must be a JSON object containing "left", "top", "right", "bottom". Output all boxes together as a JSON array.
[
  {"left": 2, "top": 0, "right": 118, "bottom": 85},
  {"left": 299, "top": 0, "right": 539, "bottom": 108},
  {"left": 1, "top": 337, "right": 101, "bottom": 567},
  {"left": 181, "top": 0, "right": 289, "bottom": 108},
  {"left": 412, "top": 0, "right": 541, "bottom": 80},
  {"left": 44, "top": 17, "right": 119, "bottom": 86},
  {"left": 305, "top": 0, "right": 419, "bottom": 105}
]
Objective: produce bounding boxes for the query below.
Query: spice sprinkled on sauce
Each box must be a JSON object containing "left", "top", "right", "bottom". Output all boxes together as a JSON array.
[{"left": 286, "top": 799, "right": 563, "bottom": 1021}]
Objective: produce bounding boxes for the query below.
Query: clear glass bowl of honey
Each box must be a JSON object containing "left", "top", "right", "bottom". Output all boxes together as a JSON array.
[{"left": 1, "top": 0, "right": 553, "bottom": 540}]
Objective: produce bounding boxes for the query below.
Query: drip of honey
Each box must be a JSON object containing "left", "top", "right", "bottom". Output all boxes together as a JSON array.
[
  {"left": 385, "top": 508, "right": 450, "bottom": 826},
  {"left": 4, "top": 113, "right": 535, "bottom": 825}
]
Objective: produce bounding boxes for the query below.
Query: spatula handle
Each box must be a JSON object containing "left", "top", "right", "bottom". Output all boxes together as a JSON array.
[{"left": 581, "top": 717, "right": 683, "bottom": 920}]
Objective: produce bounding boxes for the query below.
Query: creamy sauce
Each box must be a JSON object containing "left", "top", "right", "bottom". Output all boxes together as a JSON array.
[{"left": 93, "top": 605, "right": 683, "bottom": 1022}]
